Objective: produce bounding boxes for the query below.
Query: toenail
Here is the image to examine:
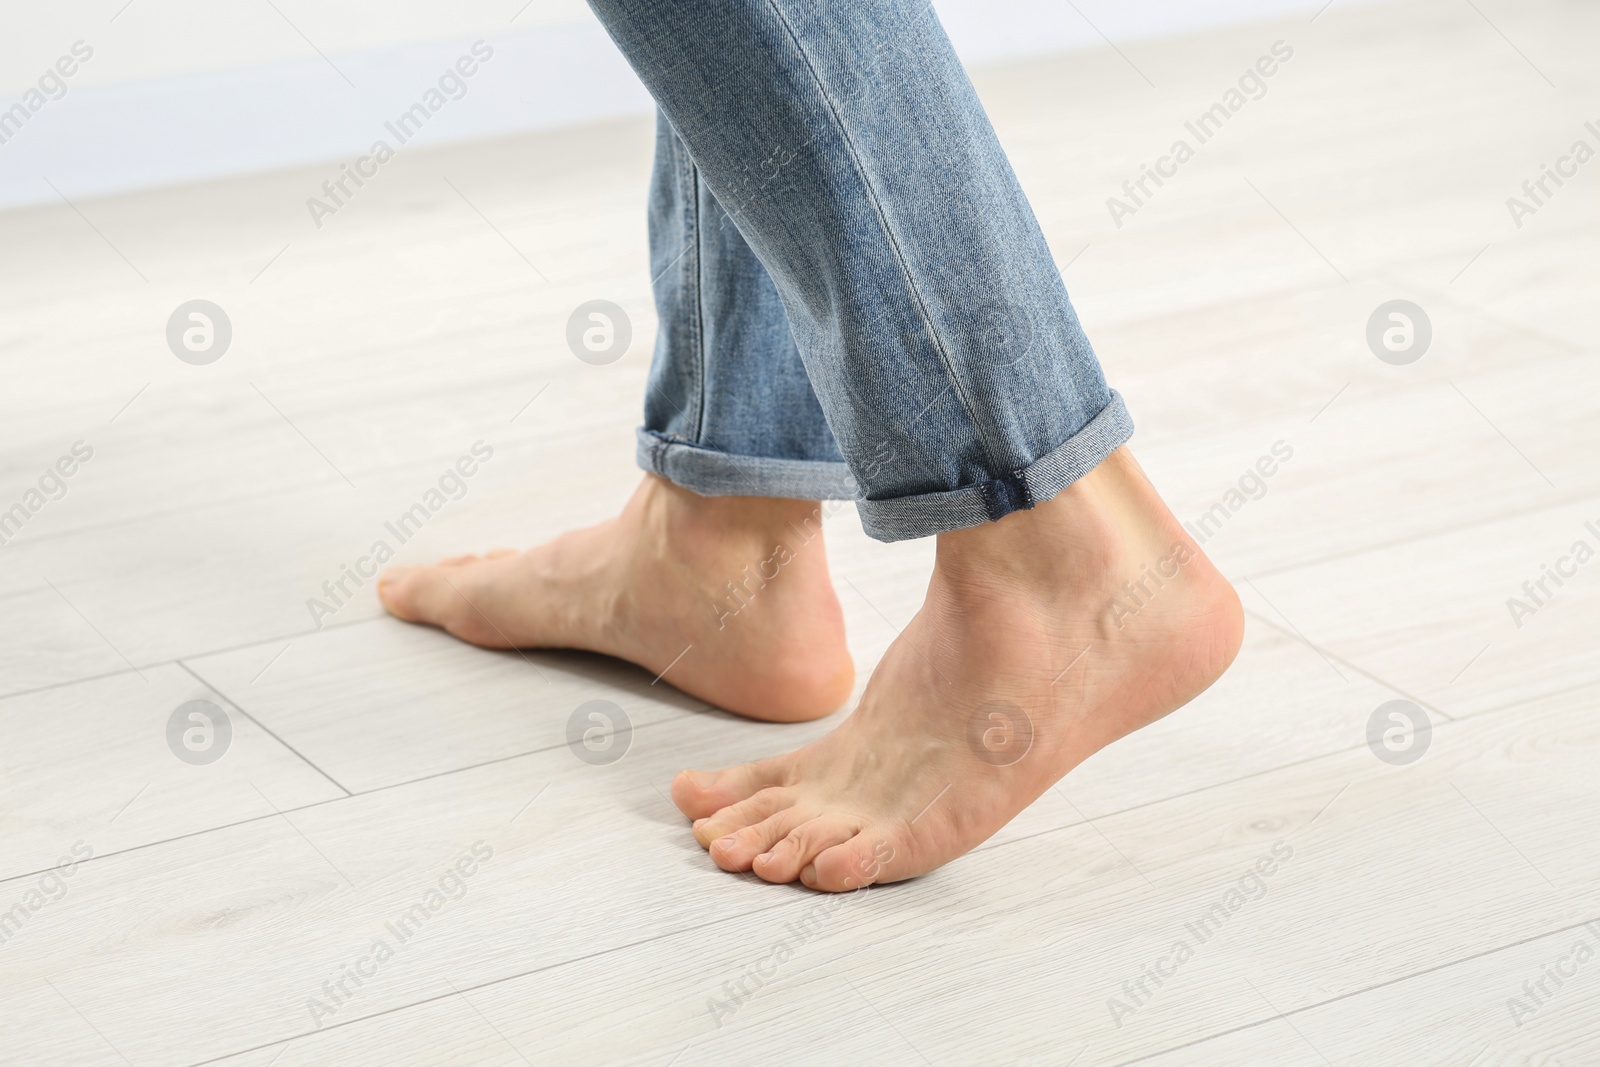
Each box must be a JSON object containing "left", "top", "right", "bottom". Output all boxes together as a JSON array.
[
  {"left": 755, "top": 851, "right": 773, "bottom": 863},
  {"left": 716, "top": 834, "right": 738, "bottom": 850},
  {"left": 801, "top": 864, "right": 817, "bottom": 884},
  {"left": 683, "top": 770, "right": 715, "bottom": 787}
]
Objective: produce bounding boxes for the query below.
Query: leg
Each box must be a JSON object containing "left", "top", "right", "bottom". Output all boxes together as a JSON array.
[
  {"left": 638, "top": 112, "right": 856, "bottom": 499},
  {"left": 588, "top": 0, "right": 1134, "bottom": 536},
  {"left": 585, "top": 0, "right": 1243, "bottom": 886},
  {"left": 378, "top": 116, "right": 856, "bottom": 723}
]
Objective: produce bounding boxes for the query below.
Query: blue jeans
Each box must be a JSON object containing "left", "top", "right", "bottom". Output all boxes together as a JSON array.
[{"left": 593, "top": 0, "right": 1133, "bottom": 542}]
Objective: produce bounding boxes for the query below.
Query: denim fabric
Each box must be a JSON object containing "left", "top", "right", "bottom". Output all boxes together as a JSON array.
[
  {"left": 639, "top": 113, "right": 859, "bottom": 503},
  {"left": 598, "top": 0, "right": 1133, "bottom": 541}
]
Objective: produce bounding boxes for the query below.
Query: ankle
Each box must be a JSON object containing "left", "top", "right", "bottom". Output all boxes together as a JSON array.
[
  {"left": 932, "top": 449, "right": 1159, "bottom": 598},
  {"left": 634, "top": 474, "right": 823, "bottom": 548}
]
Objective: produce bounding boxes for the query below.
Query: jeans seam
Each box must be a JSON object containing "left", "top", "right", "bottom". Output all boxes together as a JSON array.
[
  {"left": 673, "top": 127, "right": 708, "bottom": 445},
  {"left": 758, "top": 0, "right": 1005, "bottom": 476},
  {"left": 690, "top": 165, "right": 709, "bottom": 444}
]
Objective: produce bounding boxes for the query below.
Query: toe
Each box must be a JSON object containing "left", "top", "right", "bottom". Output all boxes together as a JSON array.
[
  {"left": 709, "top": 807, "right": 810, "bottom": 872},
  {"left": 378, "top": 565, "right": 459, "bottom": 626},
  {"left": 805, "top": 834, "right": 901, "bottom": 893},
  {"left": 672, "top": 760, "right": 784, "bottom": 820},
  {"left": 437, "top": 553, "right": 481, "bottom": 567},
  {"left": 753, "top": 815, "right": 859, "bottom": 884},
  {"left": 377, "top": 565, "right": 502, "bottom": 645},
  {"left": 377, "top": 566, "right": 428, "bottom": 621},
  {"left": 692, "top": 787, "right": 794, "bottom": 847}
]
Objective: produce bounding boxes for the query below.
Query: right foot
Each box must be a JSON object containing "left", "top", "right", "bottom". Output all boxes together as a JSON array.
[
  {"left": 672, "top": 448, "right": 1245, "bottom": 890},
  {"left": 377, "top": 475, "right": 855, "bottom": 722}
]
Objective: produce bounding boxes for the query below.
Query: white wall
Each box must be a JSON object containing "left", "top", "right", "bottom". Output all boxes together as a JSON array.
[{"left": 0, "top": 0, "right": 1390, "bottom": 210}]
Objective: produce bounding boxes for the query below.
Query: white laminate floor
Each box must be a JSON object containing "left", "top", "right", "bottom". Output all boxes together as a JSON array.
[{"left": 2, "top": 1, "right": 1598, "bottom": 1064}]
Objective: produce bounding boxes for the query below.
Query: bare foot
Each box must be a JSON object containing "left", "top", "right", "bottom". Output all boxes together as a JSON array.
[
  {"left": 672, "top": 448, "right": 1244, "bottom": 890},
  {"left": 377, "top": 475, "right": 854, "bottom": 722}
]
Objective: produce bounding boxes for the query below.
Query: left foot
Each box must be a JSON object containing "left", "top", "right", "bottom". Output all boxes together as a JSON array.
[
  {"left": 671, "top": 448, "right": 1244, "bottom": 890},
  {"left": 376, "top": 475, "right": 854, "bottom": 723}
]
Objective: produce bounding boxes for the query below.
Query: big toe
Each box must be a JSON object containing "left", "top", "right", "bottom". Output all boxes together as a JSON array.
[
  {"left": 379, "top": 565, "right": 468, "bottom": 629},
  {"left": 377, "top": 566, "right": 422, "bottom": 619},
  {"left": 804, "top": 832, "right": 905, "bottom": 893}
]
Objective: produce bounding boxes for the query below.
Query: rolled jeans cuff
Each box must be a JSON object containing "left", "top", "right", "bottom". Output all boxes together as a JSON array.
[
  {"left": 639, "top": 391, "right": 1132, "bottom": 541},
  {"left": 856, "top": 390, "right": 1134, "bottom": 542},
  {"left": 636, "top": 428, "right": 860, "bottom": 501}
]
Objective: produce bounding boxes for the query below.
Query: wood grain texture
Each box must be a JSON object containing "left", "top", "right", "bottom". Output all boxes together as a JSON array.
[
  {"left": 0, "top": 0, "right": 1594, "bottom": 1064},
  {"left": 0, "top": 665, "right": 345, "bottom": 883}
]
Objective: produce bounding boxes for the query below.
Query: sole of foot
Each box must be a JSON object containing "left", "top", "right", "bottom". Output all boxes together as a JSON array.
[
  {"left": 377, "top": 474, "right": 856, "bottom": 723},
  {"left": 672, "top": 447, "right": 1245, "bottom": 891}
]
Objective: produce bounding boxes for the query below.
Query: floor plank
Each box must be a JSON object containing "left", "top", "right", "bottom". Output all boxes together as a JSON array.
[
  {"left": 1, "top": 0, "right": 1594, "bottom": 1063},
  {"left": 22, "top": 681, "right": 1573, "bottom": 1067},
  {"left": 0, "top": 664, "right": 345, "bottom": 883},
  {"left": 1242, "top": 491, "right": 1600, "bottom": 718}
]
